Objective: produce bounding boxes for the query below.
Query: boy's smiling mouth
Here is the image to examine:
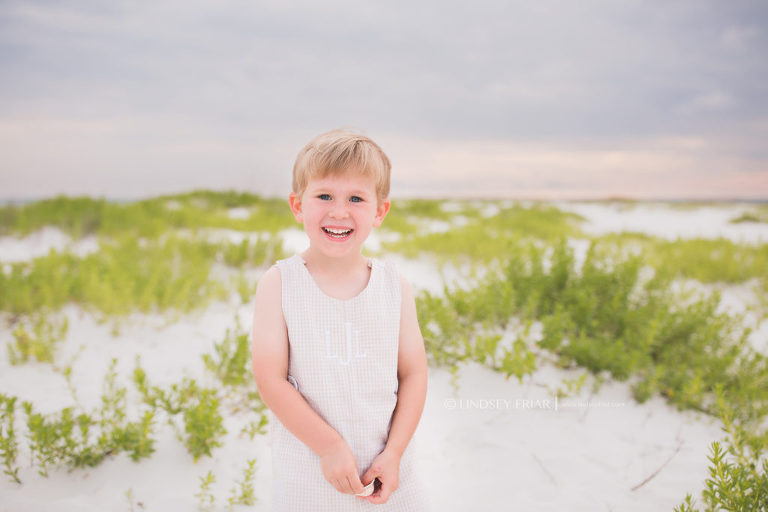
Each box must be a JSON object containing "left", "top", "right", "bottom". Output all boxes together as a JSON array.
[{"left": 322, "top": 226, "right": 354, "bottom": 239}]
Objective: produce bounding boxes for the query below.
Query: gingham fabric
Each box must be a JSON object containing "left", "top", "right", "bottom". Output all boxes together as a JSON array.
[{"left": 269, "top": 253, "right": 430, "bottom": 511}]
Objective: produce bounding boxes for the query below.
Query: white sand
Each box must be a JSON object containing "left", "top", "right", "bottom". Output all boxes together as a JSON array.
[
  {"left": 1, "top": 203, "right": 766, "bottom": 511},
  {"left": 0, "top": 227, "right": 99, "bottom": 264},
  {"left": 556, "top": 201, "right": 768, "bottom": 244}
]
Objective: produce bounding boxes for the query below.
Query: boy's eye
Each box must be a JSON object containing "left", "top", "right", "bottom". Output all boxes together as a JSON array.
[{"left": 317, "top": 194, "right": 364, "bottom": 203}]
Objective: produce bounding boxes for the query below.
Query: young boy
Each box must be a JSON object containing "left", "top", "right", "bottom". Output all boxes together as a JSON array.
[{"left": 251, "top": 129, "right": 431, "bottom": 510}]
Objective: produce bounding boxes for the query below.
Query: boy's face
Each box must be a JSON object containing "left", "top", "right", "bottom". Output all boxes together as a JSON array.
[{"left": 289, "top": 171, "right": 390, "bottom": 259}]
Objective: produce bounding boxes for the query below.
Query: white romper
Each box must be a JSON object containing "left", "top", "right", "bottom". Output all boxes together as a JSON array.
[{"left": 269, "top": 253, "right": 430, "bottom": 511}]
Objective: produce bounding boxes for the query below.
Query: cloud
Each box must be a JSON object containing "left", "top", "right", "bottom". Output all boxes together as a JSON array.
[
  {"left": 677, "top": 91, "right": 736, "bottom": 113},
  {"left": 384, "top": 133, "right": 768, "bottom": 199},
  {"left": 720, "top": 25, "right": 762, "bottom": 51},
  {"left": 1, "top": 0, "right": 767, "bottom": 198}
]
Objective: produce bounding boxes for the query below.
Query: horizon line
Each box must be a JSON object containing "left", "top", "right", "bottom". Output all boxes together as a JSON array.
[{"left": 1, "top": 190, "right": 767, "bottom": 205}]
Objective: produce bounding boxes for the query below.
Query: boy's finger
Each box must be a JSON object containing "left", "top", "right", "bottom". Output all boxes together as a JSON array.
[
  {"left": 367, "top": 480, "right": 392, "bottom": 504},
  {"left": 361, "top": 467, "right": 380, "bottom": 485},
  {"left": 346, "top": 475, "right": 364, "bottom": 494}
]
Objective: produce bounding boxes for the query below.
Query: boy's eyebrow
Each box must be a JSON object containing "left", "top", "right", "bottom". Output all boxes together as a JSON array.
[{"left": 312, "top": 187, "right": 373, "bottom": 195}]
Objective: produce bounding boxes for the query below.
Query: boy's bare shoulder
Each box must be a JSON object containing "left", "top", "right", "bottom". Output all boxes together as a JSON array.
[
  {"left": 252, "top": 265, "right": 287, "bottom": 347},
  {"left": 253, "top": 265, "right": 283, "bottom": 317},
  {"left": 397, "top": 270, "right": 415, "bottom": 299},
  {"left": 256, "top": 265, "right": 282, "bottom": 294}
]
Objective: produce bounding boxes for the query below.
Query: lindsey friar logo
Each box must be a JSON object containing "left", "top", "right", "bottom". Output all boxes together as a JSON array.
[{"left": 322, "top": 322, "right": 367, "bottom": 365}]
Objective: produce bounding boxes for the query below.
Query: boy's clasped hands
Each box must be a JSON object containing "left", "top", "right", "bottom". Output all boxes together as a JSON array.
[{"left": 319, "top": 438, "right": 400, "bottom": 504}]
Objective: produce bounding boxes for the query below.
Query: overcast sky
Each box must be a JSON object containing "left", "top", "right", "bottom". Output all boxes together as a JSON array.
[{"left": 1, "top": 0, "right": 767, "bottom": 200}]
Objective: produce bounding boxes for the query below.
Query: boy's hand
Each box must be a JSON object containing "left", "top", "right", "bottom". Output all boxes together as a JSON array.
[
  {"left": 319, "top": 439, "right": 366, "bottom": 495},
  {"left": 358, "top": 448, "right": 401, "bottom": 504}
]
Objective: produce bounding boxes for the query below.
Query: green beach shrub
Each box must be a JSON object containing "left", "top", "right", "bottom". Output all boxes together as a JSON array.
[
  {"left": 196, "top": 470, "right": 217, "bottom": 511},
  {"left": 202, "top": 326, "right": 253, "bottom": 388},
  {"left": 0, "top": 394, "right": 21, "bottom": 484},
  {"left": 0, "top": 234, "right": 283, "bottom": 317},
  {"left": 21, "top": 359, "right": 156, "bottom": 476},
  {"left": 201, "top": 322, "right": 269, "bottom": 421},
  {"left": 730, "top": 205, "right": 768, "bottom": 225},
  {"left": 418, "top": 239, "right": 768, "bottom": 422},
  {"left": 227, "top": 458, "right": 258, "bottom": 507},
  {"left": 676, "top": 395, "right": 768, "bottom": 511},
  {"left": 7, "top": 314, "right": 68, "bottom": 365},
  {"left": 382, "top": 202, "right": 584, "bottom": 264},
  {"left": 132, "top": 365, "right": 226, "bottom": 461},
  {"left": 0, "top": 191, "right": 296, "bottom": 239},
  {"left": 182, "top": 388, "right": 226, "bottom": 461},
  {"left": 651, "top": 238, "right": 768, "bottom": 285},
  {"left": 0, "top": 196, "right": 106, "bottom": 238},
  {"left": 590, "top": 233, "right": 768, "bottom": 288}
]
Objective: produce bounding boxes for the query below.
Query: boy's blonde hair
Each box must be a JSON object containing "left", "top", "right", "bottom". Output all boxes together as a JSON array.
[{"left": 292, "top": 129, "right": 391, "bottom": 204}]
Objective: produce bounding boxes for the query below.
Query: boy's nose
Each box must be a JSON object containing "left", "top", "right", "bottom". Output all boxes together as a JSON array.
[{"left": 329, "top": 202, "right": 350, "bottom": 218}]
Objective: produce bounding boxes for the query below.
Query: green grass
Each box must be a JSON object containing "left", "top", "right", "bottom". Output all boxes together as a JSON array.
[
  {"left": 731, "top": 205, "right": 768, "bottom": 225},
  {"left": 7, "top": 314, "right": 68, "bottom": 365},
  {"left": 675, "top": 394, "right": 768, "bottom": 512},
  {"left": 0, "top": 234, "right": 283, "bottom": 317},
  {"left": 417, "top": 239, "right": 768, "bottom": 421},
  {"left": 592, "top": 233, "right": 768, "bottom": 288},
  {"left": 0, "top": 191, "right": 296, "bottom": 239},
  {"left": 381, "top": 202, "right": 584, "bottom": 264}
]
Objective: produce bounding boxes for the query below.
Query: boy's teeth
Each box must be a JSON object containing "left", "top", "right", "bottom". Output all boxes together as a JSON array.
[{"left": 324, "top": 227, "right": 351, "bottom": 234}]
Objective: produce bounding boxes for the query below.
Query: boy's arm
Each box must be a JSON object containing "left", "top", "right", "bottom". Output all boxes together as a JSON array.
[
  {"left": 360, "top": 274, "right": 428, "bottom": 504},
  {"left": 251, "top": 266, "right": 365, "bottom": 495},
  {"left": 385, "top": 274, "right": 429, "bottom": 457}
]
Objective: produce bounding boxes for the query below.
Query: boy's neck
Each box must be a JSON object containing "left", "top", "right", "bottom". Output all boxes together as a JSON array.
[{"left": 300, "top": 249, "right": 369, "bottom": 276}]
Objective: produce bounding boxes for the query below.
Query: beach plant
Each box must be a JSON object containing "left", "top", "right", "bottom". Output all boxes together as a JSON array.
[
  {"left": 498, "top": 338, "right": 538, "bottom": 383},
  {"left": 132, "top": 364, "right": 226, "bottom": 461},
  {"left": 227, "top": 458, "right": 258, "bottom": 508},
  {"left": 183, "top": 388, "right": 226, "bottom": 461},
  {"left": 99, "top": 359, "right": 157, "bottom": 462},
  {"left": 0, "top": 394, "right": 21, "bottom": 484},
  {"left": 196, "top": 470, "right": 217, "bottom": 512},
  {"left": 234, "top": 273, "right": 255, "bottom": 305},
  {"left": 0, "top": 196, "right": 106, "bottom": 238},
  {"left": 124, "top": 488, "right": 143, "bottom": 512},
  {"left": 202, "top": 325, "right": 253, "bottom": 388},
  {"left": 555, "top": 373, "right": 589, "bottom": 398},
  {"left": 0, "top": 236, "right": 221, "bottom": 316},
  {"left": 650, "top": 238, "right": 768, "bottom": 286},
  {"left": 730, "top": 205, "right": 768, "bottom": 225},
  {"left": 0, "top": 233, "right": 284, "bottom": 318},
  {"left": 21, "top": 359, "right": 157, "bottom": 476},
  {"left": 240, "top": 417, "right": 269, "bottom": 440},
  {"left": 60, "top": 347, "right": 87, "bottom": 410},
  {"left": 418, "top": 238, "right": 768, "bottom": 421},
  {"left": 381, "top": 201, "right": 584, "bottom": 265},
  {"left": 676, "top": 394, "right": 768, "bottom": 511},
  {"left": 379, "top": 198, "right": 472, "bottom": 238},
  {"left": 220, "top": 236, "right": 285, "bottom": 268},
  {"left": 591, "top": 233, "right": 768, "bottom": 289},
  {"left": 7, "top": 314, "right": 68, "bottom": 365},
  {"left": 0, "top": 191, "right": 296, "bottom": 238},
  {"left": 201, "top": 321, "right": 269, "bottom": 426}
]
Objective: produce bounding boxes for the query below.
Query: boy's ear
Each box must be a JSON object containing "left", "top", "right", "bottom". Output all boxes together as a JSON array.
[
  {"left": 288, "top": 192, "right": 303, "bottom": 223},
  {"left": 372, "top": 198, "right": 391, "bottom": 228}
]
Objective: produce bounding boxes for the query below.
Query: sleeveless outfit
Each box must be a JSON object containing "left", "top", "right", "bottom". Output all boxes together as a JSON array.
[{"left": 270, "top": 254, "right": 430, "bottom": 511}]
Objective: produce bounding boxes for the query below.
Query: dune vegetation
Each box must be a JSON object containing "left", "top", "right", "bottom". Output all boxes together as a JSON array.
[{"left": 1, "top": 192, "right": 767, "bottom": 510}]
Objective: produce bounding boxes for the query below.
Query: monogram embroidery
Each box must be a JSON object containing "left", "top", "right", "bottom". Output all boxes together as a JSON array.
[{"left": 323, "top": 322, "right": 367, "bottom": 365}]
